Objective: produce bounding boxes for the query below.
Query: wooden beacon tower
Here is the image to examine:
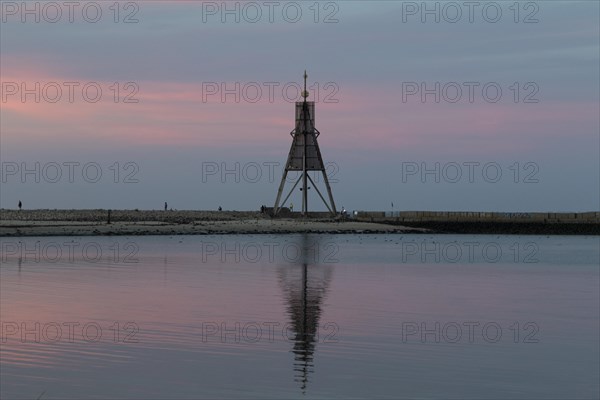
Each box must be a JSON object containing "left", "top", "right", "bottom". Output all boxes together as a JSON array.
[{"left": 273, "top": 71, "right": 337, "bottom": 216}]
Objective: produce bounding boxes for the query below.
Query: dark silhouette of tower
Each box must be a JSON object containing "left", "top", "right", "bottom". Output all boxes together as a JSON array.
[{"left": 273, "top": 71, "right": 337, "bottom": 216}]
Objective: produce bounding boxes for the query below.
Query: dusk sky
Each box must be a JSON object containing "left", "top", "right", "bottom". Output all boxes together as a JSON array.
[{"left": 1, "top": 0, "right": 598, "bottom": 212}]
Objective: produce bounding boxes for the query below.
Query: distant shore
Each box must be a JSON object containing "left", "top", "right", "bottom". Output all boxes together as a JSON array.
[{"left": 0, "top": 209, "right": 598, "bottom": 237}]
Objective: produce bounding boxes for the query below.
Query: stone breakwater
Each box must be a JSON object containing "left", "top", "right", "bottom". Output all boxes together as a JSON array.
[
  {"left": 0, "top": 209, "right": 260, "bottom": 223},
  {"left": 355, "top": 211, "right": 600, "bottom": 224},
  {"left": 355, "top": 211, "right": 600, "bottom": 235}
]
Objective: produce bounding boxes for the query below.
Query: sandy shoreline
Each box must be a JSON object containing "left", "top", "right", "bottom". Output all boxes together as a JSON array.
[{"left": 0, "top": 210, "right": 425, "bottom": 236}]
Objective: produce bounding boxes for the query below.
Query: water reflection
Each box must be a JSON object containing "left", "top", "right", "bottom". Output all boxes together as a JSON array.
[{"left": 278, "top": 234, "right": 333, "bottom": 393}]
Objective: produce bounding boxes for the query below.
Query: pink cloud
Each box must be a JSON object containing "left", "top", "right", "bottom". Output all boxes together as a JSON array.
[{"left": 2, "top": 61, "right": 598, "bottom": 155}]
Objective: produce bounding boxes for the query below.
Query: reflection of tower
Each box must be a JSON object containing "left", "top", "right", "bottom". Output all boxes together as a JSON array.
[
  {"left": 277, "top": 235, "right": 333, "bottom": 393},
  {"left": 273, "top": 71, "right": 337, "bottom": 216}
]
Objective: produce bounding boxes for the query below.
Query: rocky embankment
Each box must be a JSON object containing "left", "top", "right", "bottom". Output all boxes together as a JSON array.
[{"left": 0, "top": 209, "right": 425, "bottom": 237}]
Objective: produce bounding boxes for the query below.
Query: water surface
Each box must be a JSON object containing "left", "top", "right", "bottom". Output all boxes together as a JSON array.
[{"left": 1, "top": 234, "right": 598, "bottom": 399}]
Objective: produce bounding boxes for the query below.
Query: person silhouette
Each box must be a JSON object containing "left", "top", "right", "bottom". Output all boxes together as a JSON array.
[
  {"left": 164, "top": 202, "right": 168, "bottom": 211},
  {"left": 18, "top": 200, "right": 22, "bottom": 210}
]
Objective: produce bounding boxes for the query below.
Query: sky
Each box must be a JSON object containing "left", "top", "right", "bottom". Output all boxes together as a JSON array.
[{"left": 0, "top": 0, "right": 599, "bottom": 212}]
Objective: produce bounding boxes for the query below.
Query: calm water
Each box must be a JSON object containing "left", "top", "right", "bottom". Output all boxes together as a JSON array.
[{"left": 1, "top": 234, "right": 598, "bottom": 399}]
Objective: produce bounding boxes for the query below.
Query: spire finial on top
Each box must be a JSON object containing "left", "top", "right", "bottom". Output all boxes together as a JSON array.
[{"left": 302, "top": 70, "right": 309, "bottom": 100}]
